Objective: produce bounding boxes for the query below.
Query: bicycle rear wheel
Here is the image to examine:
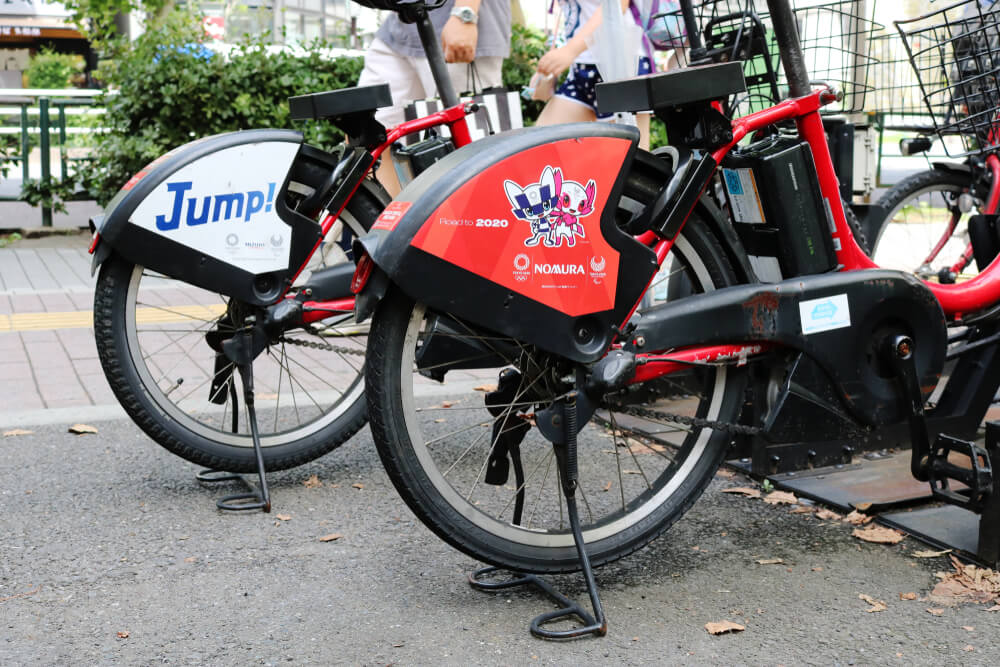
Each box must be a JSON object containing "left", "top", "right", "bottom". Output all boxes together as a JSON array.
[
  {"left": 367, "top": 190, "right": 748, "bottom": 572},
  {"left": 94, "top": 186, "right": 383, "bottom": 472}
]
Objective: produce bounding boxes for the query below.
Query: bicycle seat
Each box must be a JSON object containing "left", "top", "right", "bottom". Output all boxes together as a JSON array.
[
  {"left": 596, "top": 62, "right": 747, "bottom": 114},
  {"left": 288, "top": 84, "right": 393, "bottom": 122},
  {"left": 350, "top": 0, "right": 445, "bottom": 22}
]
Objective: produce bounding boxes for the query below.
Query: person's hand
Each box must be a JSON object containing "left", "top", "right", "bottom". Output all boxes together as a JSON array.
[
  {"left": 536, "top": 45, "right": 578, "bottom": 78},
  {"left": 441, "top": 17, "right": 478, "bottom": 63}
]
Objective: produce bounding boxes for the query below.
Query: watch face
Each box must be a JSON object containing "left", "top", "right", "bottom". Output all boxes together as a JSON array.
[{"left": 454, "top": 6, "right": 477, "bottom": 23}]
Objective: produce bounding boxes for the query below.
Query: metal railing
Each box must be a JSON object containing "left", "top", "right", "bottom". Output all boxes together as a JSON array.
[{"left": 0, "top": 89, "right": 103, "bottom": 227}]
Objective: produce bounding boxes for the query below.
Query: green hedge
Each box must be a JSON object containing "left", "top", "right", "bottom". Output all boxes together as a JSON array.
[
  {"left": 86, "top": 15, "right": 642, "bottom": 206},
  {"left": 88, "top": 12, "right": 363, "bottom": 205}
]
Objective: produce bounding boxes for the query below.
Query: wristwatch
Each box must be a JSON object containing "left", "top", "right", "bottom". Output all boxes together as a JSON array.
[{"left": 450, "top": 6, "right": 478, "bottom": 24}]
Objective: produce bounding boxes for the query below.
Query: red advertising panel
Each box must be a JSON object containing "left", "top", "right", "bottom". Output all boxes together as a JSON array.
[{"left": 411, "top": 137, "right": 631, "bottom": 317}]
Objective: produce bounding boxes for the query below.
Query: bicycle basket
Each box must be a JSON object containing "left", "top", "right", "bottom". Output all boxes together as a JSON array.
[
  {"left": 867, "top": 32, "right": 936, "bottom": 132},
  {"left": 651, "top": 0, "right": 879, "bottom": 115},
  {"left": 896, "top": 0, "right": 1000, "bottom": 157}
]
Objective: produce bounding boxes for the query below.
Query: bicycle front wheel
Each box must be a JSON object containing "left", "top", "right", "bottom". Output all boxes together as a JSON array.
[
  {"left": 872, "top": 169, "right": 984, "bottom": 280},
  {"left": 367, "top": 205, "right": 748, "bottom": 573}
]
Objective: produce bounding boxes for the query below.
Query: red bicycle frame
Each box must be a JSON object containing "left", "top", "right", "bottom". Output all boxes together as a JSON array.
[
  {"left": 625, "top": 87, "right": 1000, "bottom": 385},
  {"left": 287, "top": 102, "right": 476, "bottom": 320}
]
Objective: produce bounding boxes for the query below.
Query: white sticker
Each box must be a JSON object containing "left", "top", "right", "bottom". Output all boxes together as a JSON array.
[
  {"left": 832, "top": 237, "right": 842, "bottom": 251},
  {"left": 722, "top": 168, "right": 765, "bottom": 224},
  {"left": 799, "top": 293, "right": 851, "bottom": 335},
  {"left": 131, "top": 142, "right": 299, "bottom": 273}
]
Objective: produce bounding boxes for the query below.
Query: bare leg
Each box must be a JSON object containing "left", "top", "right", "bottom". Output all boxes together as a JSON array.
[
  {"left": 375, "top": 154, "right": 402, "bottom": 198},
  {"left": 537, "top": 97, "right": 597, "bottom": 126}
]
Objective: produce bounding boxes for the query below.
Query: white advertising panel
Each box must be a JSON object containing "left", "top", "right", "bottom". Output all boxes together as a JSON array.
[{"left": 131, "top": 142, "right": 300, "bottom": 274}]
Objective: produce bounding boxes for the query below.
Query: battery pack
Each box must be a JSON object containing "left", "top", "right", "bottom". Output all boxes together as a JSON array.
[
  {"left": 721, "top": 136, "right": 837, "bottom": 281},
  {"left": 392, "top": 134, "right": 455, "bottom": 187}
]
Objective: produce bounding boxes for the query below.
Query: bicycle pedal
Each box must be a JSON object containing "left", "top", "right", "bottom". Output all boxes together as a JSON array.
[{"left": 927, "top": 434, "right": 993, "bottom": 511}]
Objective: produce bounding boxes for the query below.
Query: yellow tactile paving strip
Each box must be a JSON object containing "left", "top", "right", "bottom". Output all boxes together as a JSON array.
[{"left": 0, "top": 304, "right": 227, "bottom": 332}]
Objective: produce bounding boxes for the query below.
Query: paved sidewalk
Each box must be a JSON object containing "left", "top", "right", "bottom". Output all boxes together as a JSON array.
[{"left": 0, "top": 231, "right": 123, "bottom": 427}]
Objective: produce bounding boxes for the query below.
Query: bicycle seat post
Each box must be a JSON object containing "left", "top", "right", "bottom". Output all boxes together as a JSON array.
[
  {"left": 413, "top": 5, "right": 460, "bottom": 108},
  {"left": 765, "top": 0, "right": 811, "bottom": 98}
]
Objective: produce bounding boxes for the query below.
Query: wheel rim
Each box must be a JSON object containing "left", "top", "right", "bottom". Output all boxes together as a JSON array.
[
  {"left": 122, "top": 262, "right": 366, "bottom": 449},
  {"left": 396, "top": 235, "right": 729, "bottom": 549},
  {"left": 873, "top": 182, "right": 979, "bottom": 279}
]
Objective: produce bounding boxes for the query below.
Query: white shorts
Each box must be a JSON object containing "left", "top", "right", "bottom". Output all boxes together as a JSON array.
[{"left": 358, "top": 38, "right": 505, "bottom": 128}]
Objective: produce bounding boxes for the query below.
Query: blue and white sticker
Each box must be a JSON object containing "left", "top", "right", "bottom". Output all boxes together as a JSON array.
[
  {"left": 799, "top": 293, "right": 851, "bottom": 335},
  {"left": 722, "top": 168, "right": 765, "bottom": 224},
  {"left": 131, "top": 141, "right": 299, "bottom": 273}
]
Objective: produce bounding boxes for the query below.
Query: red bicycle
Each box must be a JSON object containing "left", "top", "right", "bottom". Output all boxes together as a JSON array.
[{"left": 353, "top": 0, "right": 1000, "bottom": 635}]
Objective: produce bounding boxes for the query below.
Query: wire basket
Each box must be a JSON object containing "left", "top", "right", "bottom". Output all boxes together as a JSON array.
[
  {"left": 867, "top": 32, "right": 936, "bottom": 131},
  {"left": 896, "top": 0, "right": 1000, "bottom": 156},
  {"left": 651, "top": 0, "right": 880, "bottom": 115}
]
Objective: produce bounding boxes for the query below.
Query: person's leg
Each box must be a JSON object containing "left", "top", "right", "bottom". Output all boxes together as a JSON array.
[
  {"left": 537, "top": 64, "right": 599, "bottom": 125},
  {"left": 636, "top": 112, "right": 651, "bottom": 150},
  {"left": 359, "top": 39, "right": 428, "bottom": 197},
  {"left": 536, "top": 96, "right": 598, "bottom": 125}
]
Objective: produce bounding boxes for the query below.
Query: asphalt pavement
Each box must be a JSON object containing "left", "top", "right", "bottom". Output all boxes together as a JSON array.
[{"left": 2, "top": 417, "right": 996, "bottom": 665}]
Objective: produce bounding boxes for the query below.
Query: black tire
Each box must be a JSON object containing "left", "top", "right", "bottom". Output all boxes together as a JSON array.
[
  {"left": 94, "top": 185, "right": 385, "bottom": 473},
  {"left": 366, "top": 166, "right": 748, "bottom": 574},
  {"left": 871, "top": 169, "right": 983, "bottom": 279}
]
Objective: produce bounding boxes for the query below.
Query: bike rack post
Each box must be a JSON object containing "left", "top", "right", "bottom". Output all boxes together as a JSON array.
[{"left": 978, "top": 422, "right": 1000, "bottom": 565}]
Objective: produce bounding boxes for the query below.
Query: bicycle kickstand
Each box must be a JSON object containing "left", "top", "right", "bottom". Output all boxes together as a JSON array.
[
  {"left": 469, "top": 391, "right": 607, "bottom": 639},
  {"left": 197, "top": 321, "right": 272, "bottom": 513}
]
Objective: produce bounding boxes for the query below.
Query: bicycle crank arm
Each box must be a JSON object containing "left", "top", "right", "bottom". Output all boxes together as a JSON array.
[{"left": 624, "top": 269, "right": 947, "bottom": 427}]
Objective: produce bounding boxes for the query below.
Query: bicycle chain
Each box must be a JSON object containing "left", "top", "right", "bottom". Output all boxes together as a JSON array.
[
  {"left": 274, "top": 330, "right": 758, "bottom": 434},
  {"left": 277, "top": 325, "right": 366, "bottom": 357},
  {"left": 605, "top": 402, "right": 763, "bottom": 437}
]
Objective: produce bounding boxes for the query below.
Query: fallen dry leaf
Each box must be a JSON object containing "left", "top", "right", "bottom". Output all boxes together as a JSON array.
[
  {"left": 791, "top": 506, "right": 814, "bottom": 514},
  {"left": 716, "top": 468, "right": 736, "bottom": 479},
  {"left": 276, "top": 514, "right": 291, "bottom": 521},
  {"left": 927, "top": 556, "right": 1000, "bottom": 605},
  {"left": 437, "top": 400, "right": 456, "bottom": 408},
  {"left": 303, "top": 474, "right": 322, "bottom": 488},
  {"left": 859, "top": 594, "right": 887, "bottom": 613},
  {"left": 986, "top": 604, "right": 1000, "bottom": 611},
  {"left": 705, "top": 620, "right": 745, "bottom": 635},
  {"left": 3, "top": 428, "right": 33, "bottom": 437},
  {"left": 184, "top": 557, "right": 196, "bottom": 563},
  {"left": 756, "top": 558, "right": 784, "bottom": 565},
  {"left": 763, "top": 490, "right": 798, "bottom": 506},
  {"left": 318, "top": 533, "right": 343, "bottom": 542},
  {"left": 473, "top": 384, "right": 497, "bottom": 392},
  {"left": 0, "top": 588, "right": 39, "bottom": 603},
  {"left": 721, "top": 487, "right": 761, "bottom": 499},
  {"left": 963, "top": 625, "right": 974, "bottom": 631},
  {"left": 926, "top": 607, "right": 944, "bottom": 616},
  {"left": 815, "top": 509, "right": 842, "bottom": 521},
  {"left": 116, "top": 631, "right": 129, "bottom": 639},
  {"left": 602, "top": 481, "right": 612, "bottom": 492},
  {"left": 812, "top": 567, "right": 823, "bottom": 572},
  {"left": 963, "top": 645, "right": 974, "bottom": 652},
  {"left": 433, "top": 418, "right": 446, "bottom": 423},
  {"left": 844, "top": 510, "right": 874, "bottom": 525},
  {"left": 854, "top": 502, "right": 873, "bottom": 511},
  {"left": 68, "top": 423, "right": 98, "bottom": 435},
  {"left": 853, "top": 525, "right": 905, "bottom": 544},
  {"left": 911, "top": 549, "right": 952, "bottom": 558},
  {"left": 352, "top": 483, "right": 364, "bottom": 490},
  {"left": 899, "top": 592, "right": 918, "bottom": 601}
]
